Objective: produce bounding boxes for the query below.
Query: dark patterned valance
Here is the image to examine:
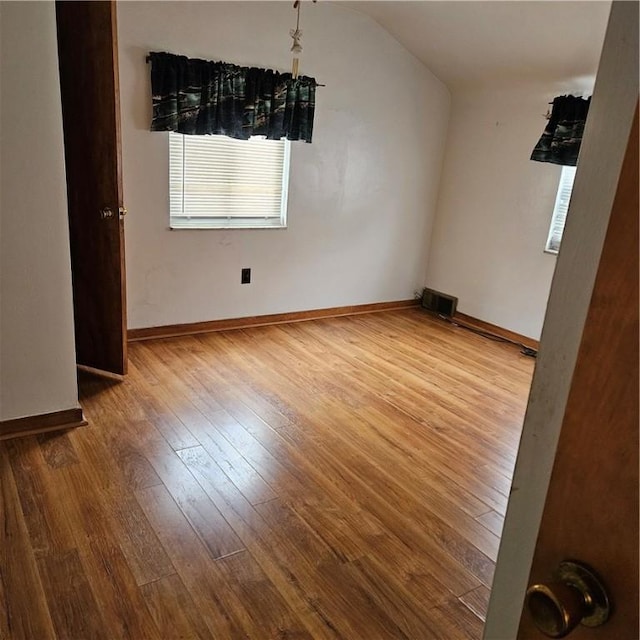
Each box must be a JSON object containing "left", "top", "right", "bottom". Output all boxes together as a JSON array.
[
  {"left": 148, "top": 51, "right": 316, "bottom": 143},
  {"left": 531, "top": 95, "right": 591, "bottom": 166}
]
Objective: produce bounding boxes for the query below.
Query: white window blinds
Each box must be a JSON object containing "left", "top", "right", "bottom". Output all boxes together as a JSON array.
[
  {"left": 169, "top": 133, "right": 290, "bottom": 229},
  {"left": 545, "top": 165, "right": 577, "bottom": 254}
]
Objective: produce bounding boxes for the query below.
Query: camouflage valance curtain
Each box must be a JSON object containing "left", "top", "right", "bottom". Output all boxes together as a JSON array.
[
  {"left": 148, "top": 51, "right": 316, "bottom": 143},
  {"left": 531, "top": 95, "right": 591, "bottom": 166}
]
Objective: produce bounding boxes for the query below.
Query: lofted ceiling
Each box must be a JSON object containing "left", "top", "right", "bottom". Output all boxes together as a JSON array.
[{"left": 340, "top": 1, "right": 611, "bottom": 91}]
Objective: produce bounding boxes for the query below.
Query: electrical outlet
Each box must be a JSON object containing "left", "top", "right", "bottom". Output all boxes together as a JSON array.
[{"left": 241, "top": 268, "right": 251, "bottom": 284}]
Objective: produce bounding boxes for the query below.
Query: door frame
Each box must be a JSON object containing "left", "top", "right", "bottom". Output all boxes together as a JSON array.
[{"left": 484, "top": 2, "right": 639, "bottom": 637}]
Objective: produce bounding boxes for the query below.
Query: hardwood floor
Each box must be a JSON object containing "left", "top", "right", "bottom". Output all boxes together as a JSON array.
[{"left": 0, "top": 308, "right": 534, "bottom": 639}]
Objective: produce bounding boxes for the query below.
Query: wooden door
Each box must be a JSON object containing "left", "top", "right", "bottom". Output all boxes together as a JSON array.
[
  {"left": 519, "top": 107, "right": 638, "bottom": 637},
  {"left": 55, "top": 0, "right": 127, "bottom": 376}
]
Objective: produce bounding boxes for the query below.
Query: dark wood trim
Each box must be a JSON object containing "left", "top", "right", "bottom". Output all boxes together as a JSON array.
[
  {"left": 453, "top": 312, "right": 540, "bottom": 350},
  {"left": 128, "top": 299, "right": 420, "bottom": 342},
  {"left": 0, "top": 408, "right": 88, "bottom": 441},
  {"left": 77, "top": 364, "right": 125, "bottom": 382}
]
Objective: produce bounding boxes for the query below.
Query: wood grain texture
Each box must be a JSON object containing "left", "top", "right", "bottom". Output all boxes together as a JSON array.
[
  {"left": 36, "top": 550, "right": 108, "bottom": 640},
  {"left": 476, "top": 509, "right": 505, "bottom": 538},
  {"left": 0, "top": 308, "right": 533, "bottom": 638},
  {"left": 459, "top": 585, "right": 492, "bottom": 622},
  {"left": 0, "top": 445, "right": 56, "bottom": 639},
  {"left": 37, "top": 432, "right": 80, "bottom": 469},
  {"left": 140, "top": 574, "right": 214, "bottom": 640}
]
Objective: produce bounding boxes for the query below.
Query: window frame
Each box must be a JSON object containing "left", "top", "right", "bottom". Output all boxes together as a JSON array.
[
  {"left": 545, "top": 165, "right": 577, "bottom": 255},
  {"left": 168, "top": 133, "right": 291, "bottom": 230}
]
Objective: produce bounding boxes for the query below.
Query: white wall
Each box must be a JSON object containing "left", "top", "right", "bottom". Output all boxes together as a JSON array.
[
  {"left": 0, "top": 1, "right": 79, "bottom": 421},
  {"left": 426, "top": 79, "right": 596, "bottom": 341},
  {"left": 117, "top": 1, "right": 450, "bottom": 330}
]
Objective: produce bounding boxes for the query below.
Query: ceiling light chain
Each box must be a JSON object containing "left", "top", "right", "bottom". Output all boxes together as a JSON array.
[{"left": 290, "top": 0, "right": 316, "bottom": 79}]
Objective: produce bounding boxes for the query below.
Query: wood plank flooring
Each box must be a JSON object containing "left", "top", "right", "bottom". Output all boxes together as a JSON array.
[{"left": 0, "top": 308, "right": 534, "bottom": 639}]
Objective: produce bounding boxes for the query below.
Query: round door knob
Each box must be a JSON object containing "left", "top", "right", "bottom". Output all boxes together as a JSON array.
[{"left": 526, "top": 561, "right": 610, "bottom": 638}]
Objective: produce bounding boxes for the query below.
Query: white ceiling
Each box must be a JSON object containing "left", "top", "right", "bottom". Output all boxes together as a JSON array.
[{"left": 341, "top": 1, "right": 611, "bottom": 90}]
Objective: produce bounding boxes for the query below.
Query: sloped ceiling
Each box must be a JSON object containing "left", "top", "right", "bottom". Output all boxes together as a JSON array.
[{"left": 341, "top": 1, "right": 611, "bottom": 90}]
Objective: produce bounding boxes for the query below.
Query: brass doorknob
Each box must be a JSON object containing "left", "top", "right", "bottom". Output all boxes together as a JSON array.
[{"left": 526, "top": 561, "right": 610, "bottom": 638}]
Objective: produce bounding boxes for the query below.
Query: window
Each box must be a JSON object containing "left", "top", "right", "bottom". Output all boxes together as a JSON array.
[
  {"left": 169, "top": 133, "right": 290, "bottom": 229},
  {"left": 545, "top": 165, "right": 576, "bottom": 254}
]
